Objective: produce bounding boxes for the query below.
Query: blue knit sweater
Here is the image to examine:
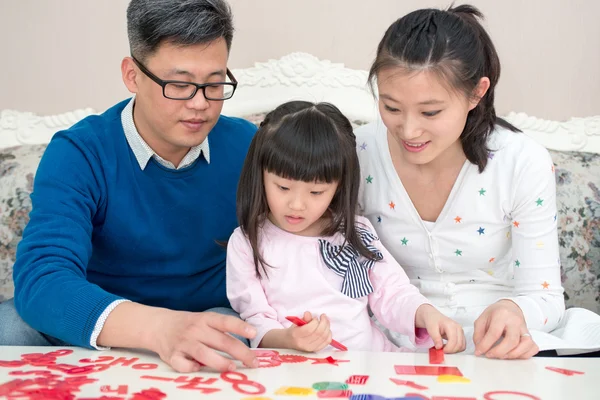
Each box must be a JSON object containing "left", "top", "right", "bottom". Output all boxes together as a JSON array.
[{"left": 13, "top": 99, "right": 256, "bottom": 347}]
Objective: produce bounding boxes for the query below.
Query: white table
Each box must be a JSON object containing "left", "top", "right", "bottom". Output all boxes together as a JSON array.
[{"left": 0, "top": 346, "right": 597, "bottom": 399}]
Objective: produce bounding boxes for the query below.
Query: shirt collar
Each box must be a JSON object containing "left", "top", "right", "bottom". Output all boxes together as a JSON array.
[{"left": 121, "top": 97, "right": 210, "bottom": 170}]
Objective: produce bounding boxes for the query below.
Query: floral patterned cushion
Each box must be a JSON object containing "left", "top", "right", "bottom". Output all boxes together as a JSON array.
[
  {"left": 0, "top": 144, "right": 45, "bottom": 302},
  {"left": 550, "top": 150, "right": 600, "bottom": 313},
  {"left": 1, "top": 140, "right": 599, "bottom": 313}
]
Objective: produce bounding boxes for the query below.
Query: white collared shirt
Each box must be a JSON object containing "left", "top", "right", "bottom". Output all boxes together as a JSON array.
[{"left": 121, "top": 96, "right": 210, "bottom": 169}]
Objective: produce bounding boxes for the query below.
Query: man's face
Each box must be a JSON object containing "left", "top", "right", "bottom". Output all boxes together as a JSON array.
[{"left": 122, "top": 38, "right": 229, "bottom": 166}]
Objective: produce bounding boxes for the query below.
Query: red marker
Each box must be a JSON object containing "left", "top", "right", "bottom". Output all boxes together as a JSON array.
[{"left": 285, "top": 316, "right": 348, "bottom": 351}]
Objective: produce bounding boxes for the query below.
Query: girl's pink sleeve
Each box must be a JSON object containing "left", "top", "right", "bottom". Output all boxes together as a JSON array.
[
  {"left": 361, "top": 218, "right": 434, "bottom": 348},
  {"left": 226, "top": 229, "right": 285, "bottom": 348}
]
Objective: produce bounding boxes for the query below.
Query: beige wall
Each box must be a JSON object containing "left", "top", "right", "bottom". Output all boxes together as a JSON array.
[{"left": 1, "top": 0, "right": 598, "bottom": 120}]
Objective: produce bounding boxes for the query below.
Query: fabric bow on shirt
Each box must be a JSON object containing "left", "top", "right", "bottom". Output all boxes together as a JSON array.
[{"left": 318, "top": 226, "right": 383, "bottom": 298}]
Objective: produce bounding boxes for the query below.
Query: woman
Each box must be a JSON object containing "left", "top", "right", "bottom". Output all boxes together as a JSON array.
[{"left": 356, "top": 4, "right": 600, "bottom": 359}]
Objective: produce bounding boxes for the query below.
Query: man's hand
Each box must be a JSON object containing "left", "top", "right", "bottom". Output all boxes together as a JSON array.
[{"left": 97, "top": 302, "right": 258, "bottom": 373}]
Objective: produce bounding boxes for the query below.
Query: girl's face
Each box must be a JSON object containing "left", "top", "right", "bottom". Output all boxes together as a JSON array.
[
  {"left": 263, "top": 171, "right": 338, "bottom": 237},
  {"left": 377, "top": 68, "right": 483, "bottom": 166}
]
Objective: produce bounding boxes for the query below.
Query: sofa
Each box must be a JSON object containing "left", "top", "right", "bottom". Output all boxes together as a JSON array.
[{"left": 1, "top": 52, "right": 599, "bottom": 314}]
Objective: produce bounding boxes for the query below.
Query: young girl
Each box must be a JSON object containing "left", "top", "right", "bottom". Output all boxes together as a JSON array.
[
  {"left": 356, "top": 4, "right": 600, "bottom": 359},
  {"left": 226, "top": 101, "right": 465, "bottom": 353}
]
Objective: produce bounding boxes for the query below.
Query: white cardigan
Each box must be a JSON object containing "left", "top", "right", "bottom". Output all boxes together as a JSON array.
[{"left": 356, "top": 120, "right": 565, "bottom": 336}]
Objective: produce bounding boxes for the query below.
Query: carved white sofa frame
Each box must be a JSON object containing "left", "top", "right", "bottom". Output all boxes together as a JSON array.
[{"left": 1, "top": 52, "right": 599, "bottom": 153}]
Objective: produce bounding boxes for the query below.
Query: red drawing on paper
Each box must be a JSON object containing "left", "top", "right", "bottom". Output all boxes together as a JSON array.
[
  {"left": 131, "top": 363, "right": 159, "bottom": 370},
  {"left": 109, "top": 357, "right": 139, "bottom": 367},
  {"left": 389, "top": 378, "right": 428, "bottom": 390},
  {"left": 220, "top": 371, "right": 266, "bottom": 395},
  {"left": 101, "top": 385, "right": 129, "bottom": 395},
  {"left": 80, "top": 356, "right": 116, "bottom": 364},
  {"left": 140, "top": 376, "right": 174, "bottom": 382},
  {"left": 346, "top": 374, "right": 369, "bottom": 384},
  {"left": 405, "top": 394, "right": 477, "bottom": 400},
  {"left": 175, "top": 376, "right": 220, "bottom": 393},
  {"left": 545, "top": 366, "right": 585, "bottom": 376},
  {"left": 252, "top": 349, "right": 283, "bottom": 368},
  {"left": 310, "top": 356, "right": 350, "bottom": 366},
  {"left": 0, "top": 375, "right": 98, "bottom": 399},
  {"left": 0, "top": 360, "right": 27, "bottom": 367},
  {"left": 483, "top": 391, "right": 541, "bottom": 400},
  {"left": 317, "top": 389, "right": 354, "bottom": 398},
  {"left": 394, "top": 365, "right": 462, "bottom": 376},
  {"left": 279, "top": 354, "right": 309, "bottom": 363},
  {"left": 129, "top": 387, "right": 167, "bottom": 400},
  {"left": 395, "top": 365, "right": 463, "bottom": 376}
]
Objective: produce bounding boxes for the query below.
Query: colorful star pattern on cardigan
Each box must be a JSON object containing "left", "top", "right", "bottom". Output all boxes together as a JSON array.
[{"left": 357, "top": 129, "right": 561, "bottom": 334}]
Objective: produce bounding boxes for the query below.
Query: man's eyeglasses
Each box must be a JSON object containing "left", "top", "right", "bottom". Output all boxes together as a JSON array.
[{"left": 131, "top": 56, "right": 237, "bottom": 101}]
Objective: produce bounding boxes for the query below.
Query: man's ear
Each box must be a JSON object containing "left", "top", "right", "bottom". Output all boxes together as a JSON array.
[
  {"left": 121, "top": 57, "right": 139, "bottom": 94},
  {"left": 468, "top": 77, "right": 491, "bottom": 111}
]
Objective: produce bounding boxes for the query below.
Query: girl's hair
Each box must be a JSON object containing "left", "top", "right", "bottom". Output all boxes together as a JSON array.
[
  {"left": 369, "top": 4, "right": 520, "bottom": 172},
  {"left": 237, "top": 101, "right": 378, "bottom": 277}
]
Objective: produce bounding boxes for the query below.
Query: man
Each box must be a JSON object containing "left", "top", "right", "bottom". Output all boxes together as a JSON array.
[{"left": 0, "top": 0, "right": 258, "bottom": 373}]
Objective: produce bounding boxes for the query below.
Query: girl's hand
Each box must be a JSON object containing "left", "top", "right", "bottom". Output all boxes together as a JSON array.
[
  {"left": 285, "top": 311, "right": 332, "bottom": 352},
  {"left": 415, "top": 304, "right": 466, "bottom": 353},
  {"left": 473, "top": 300, "right": 539, "bottom": 359}
]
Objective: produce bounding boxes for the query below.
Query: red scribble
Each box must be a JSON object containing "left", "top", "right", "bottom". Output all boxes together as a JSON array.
[
  {"left": 395, "top": 365, "right": 462, "bottom": 376},
  {"left": 21, "top": 353, "right": 58, "bottom": 367},
  {"left": 390, "top": 378, "right": 428, "bottom": 390},
  {"left": 80, "top": 356, "right": 116, "bottom": 364},
  {"left": 432, "top": 397, "right": 477, "bottom": 400},
  {"left": 140, "top": 376, "right": 174, "bottom": 382},
  {"left": 129, "top": 388, "right": 167, "bottom": 400},
  {"left": 220, "top": 371, "right": 266, "bottom": 395},
  {"left": 48, "top": 363, "right": 111, "bottom": 375},
  {"left": 9, "top": 370, "right": 57, "bottom": 377},
  {"left": 252, "top": 349, "right": 280, "bottom": 358},
  {"left": 0, "top": 374, "right": 97, "bottom": 399},
  {"left": 101, "top": 385, "right": 129, "bottom": 395},
  {"left": 545, "top": 366, "right": 585, "bottom": 376},
  {"left": 483, "top": 391, "right": 541, "bottom": 400},
  {"left": 309, "top": 356, "right": 350, "bottom": 366},
  {"left": 45, "top": 350, "right": 74, "bottom": 357},
  {"left": 405, "top": 394, "right": 477, "bottom": 400},
  {"left": 256, "top": 357, "right": 282, "bottom": 368},
  {"left": 173, "top": 376, "right": 217, "bottom": 384},
  {"left": 278, "top": 354, "right": 308, "bottom": 363},
  {"left": 252, "top": 349, "right": 283, "bottom": 368},
  {"left": 345, "top": 375, "right": 369, "bottom": 385},
  {"left": 174, "top": 376, "right": 220, "bottom": 393},
  {"left": 131, "top": 363, "right": 158, "bottom": 370},
  {"left": 0, "top": 360, "right": 28, "bottom": 367},
  {"left": 109, "top": 357, "right": 139, "bottom": 367},
  {"left": 317, "top": 389, "right": 353, "bottom": 398},
  {"left": 0, "top": 350, "right": 73, "bottom": 370}
]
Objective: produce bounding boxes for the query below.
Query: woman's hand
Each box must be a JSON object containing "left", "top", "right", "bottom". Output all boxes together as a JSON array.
[
  {"left": 473, "top": 300, "right": 539, "bottom": 359},
  {"left": 415, "top": 304, "right": 466, "bottom": 353}
]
